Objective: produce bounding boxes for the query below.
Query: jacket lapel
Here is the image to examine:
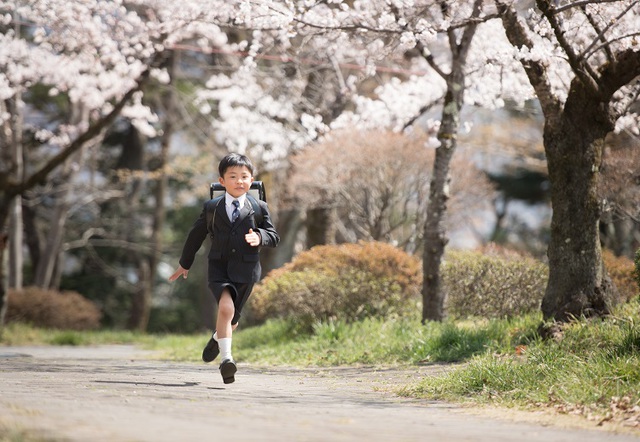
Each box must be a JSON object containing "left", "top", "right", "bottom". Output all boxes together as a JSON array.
[
  {"left": 233, "top": 200, "right": 252, "bottom": 228},
  {"left": 217, "top": 199, "right": 232, "bottom": 227}
]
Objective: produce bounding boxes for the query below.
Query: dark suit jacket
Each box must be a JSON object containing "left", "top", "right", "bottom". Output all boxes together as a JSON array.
[{"left": 179, "top": 197, "right": 279, "bottom": 283}]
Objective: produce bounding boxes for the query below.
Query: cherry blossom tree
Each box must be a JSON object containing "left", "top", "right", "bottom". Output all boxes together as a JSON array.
[
  {"left": 276, "top": 0, "right": 640, "bottom": 324},
  {"left": 496, "top": 0, "right": 640, "bottom": 324},
  {"left": 254, "top": 0, "right": 533, "bottom": 322},
  {"left": 0, "top": 0, "right": 248, "bottom": 328}
]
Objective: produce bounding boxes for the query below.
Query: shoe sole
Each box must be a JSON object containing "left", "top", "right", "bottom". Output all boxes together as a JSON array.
[
  {"left": 220, "top": 361, "right": 237, "bottom": 384},
  {"left": 202, "top": 338, "right": 219, "bottom": 363}
]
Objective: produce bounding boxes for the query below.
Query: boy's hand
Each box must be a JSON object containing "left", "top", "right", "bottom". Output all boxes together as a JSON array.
[
  {"left": 169, "top": 265, "right": 189, "bottom": 281},
  {"left": 245, "top": 228, "right": 261, "bottom": 246}
]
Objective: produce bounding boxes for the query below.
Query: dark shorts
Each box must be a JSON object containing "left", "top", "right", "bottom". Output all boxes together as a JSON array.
[{"left": 208, "top": 262, "right": 254, "bottom": 325}]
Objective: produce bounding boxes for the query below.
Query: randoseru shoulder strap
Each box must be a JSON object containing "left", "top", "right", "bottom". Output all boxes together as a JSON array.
[
  {"left": 205, "top": 196, "right": 224, "bottom": 237},
  {"left": 246, "top": 195, "right": 264, "bottom": 227}
]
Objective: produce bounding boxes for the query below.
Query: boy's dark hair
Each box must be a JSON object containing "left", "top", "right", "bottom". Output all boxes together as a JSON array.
[{"left": 218, "top": 153, "right": 255, "bottom": 177}]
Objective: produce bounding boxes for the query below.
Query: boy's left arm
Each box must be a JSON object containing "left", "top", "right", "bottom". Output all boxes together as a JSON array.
[{"left": 255, "top": 202, "right": 279, "bottom": 248}]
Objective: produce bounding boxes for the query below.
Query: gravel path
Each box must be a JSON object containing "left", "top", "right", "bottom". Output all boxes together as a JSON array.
[{"left": 1, "top": 345, "right": 638, "bottom": 442}]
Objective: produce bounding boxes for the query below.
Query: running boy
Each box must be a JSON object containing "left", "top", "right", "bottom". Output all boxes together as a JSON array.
[{"left": 169, "top": 153, "right": 279, "bottom": 384}]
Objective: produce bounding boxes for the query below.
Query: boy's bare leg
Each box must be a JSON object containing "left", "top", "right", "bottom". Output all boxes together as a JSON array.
[
  {"left": 216, "top": 289, "right": 235, "bottom": 339},
  {"left": 202, "top": 290, "right": 237, "bottom": 363}
]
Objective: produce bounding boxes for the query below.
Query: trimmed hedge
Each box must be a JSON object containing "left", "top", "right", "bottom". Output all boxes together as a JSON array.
[
  {"left": 7, "top": 287, "right": 102, "bottom": 330},
  {"left": 250, "top": 242, "right": 636, "bottom": 326},
  {"left": 635, "top": 248, "right": 640, "bottom": 297},
  {"left": 442, "top": 248, "right": 548, "bottom": 319},
  {"left": 249, "top": 241, "right": 421, "bottom": 329},
  {"left": 602, "top": 249, "right": 637, "bottom": 303}
]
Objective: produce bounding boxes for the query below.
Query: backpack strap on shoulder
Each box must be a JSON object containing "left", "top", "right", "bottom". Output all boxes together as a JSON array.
[
  {"left": 205, "top": 195, "right": 224, "bottom": 237},
  {"left": 246, "top": 194, "right": 264, "bottom": 227}
]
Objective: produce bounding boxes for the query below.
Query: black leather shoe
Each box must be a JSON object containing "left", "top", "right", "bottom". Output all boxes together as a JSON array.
[
  {"left": 202, "top": 334, "right": 219, "bottom": 363},
  {"left": 219, "top": 359, "right": 237, "bottom": 384}
]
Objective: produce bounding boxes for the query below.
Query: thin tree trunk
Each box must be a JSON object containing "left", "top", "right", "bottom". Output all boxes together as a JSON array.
[
  {"left": 34, "top": 162, "right": 73, "bottom": 289},
  {"left": 8, "top": 93, "right": 24, "bottom": 289},
  {"left": 421, "top": 0, "right": 483, "bottom": 323},
  {"left": 8, "top": 197, "right": 23, "bottom": 289},
  {"left": 261, "top": 207, "right": 304, "bottom": 275},
  {"left": 124, "top": 126, "right": 147, "bottom": 331},
  {"left": 34, "top": 104, "right": 88, "bottom": 289},
  {"left": 140, "top": 56, "right": 175, "bottom": 331},
  {"left": 128, "top": 258, "right": 150, "bottom": 331},
  {"left": 7, "top": 17, "right": 24, "bottom": 290},
  {"left": 22, "top": 200, "right": 42, "bottom": 281},
  {"left": 0, "top": 233, "right": 8, "bottom": 332},
  {"left": 421, "top": 80, "right": 463, "bottom": 322},
  {"left": 306, "top": 206, "right": 336, "bottom": 248}
]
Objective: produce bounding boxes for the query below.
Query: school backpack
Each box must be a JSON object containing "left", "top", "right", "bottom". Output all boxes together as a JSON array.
[{"left": 205, "top": 181, "right": 266, "bottom": 236}]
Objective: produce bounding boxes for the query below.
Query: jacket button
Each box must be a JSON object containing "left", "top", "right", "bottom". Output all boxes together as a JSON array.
[{"left": 231, "top": 249, "right": 236, "bottom": 253}]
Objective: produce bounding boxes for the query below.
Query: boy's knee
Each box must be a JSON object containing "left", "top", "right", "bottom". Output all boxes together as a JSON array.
[{"left": 218, "top": 299, "right": 235, "bottom": 319}]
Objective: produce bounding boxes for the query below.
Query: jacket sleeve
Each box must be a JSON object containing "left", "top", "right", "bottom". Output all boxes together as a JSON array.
[
  {"left": 178, "top": 203, "right": 209, "bottom": 269},
  {"left": 256, "top": 201, "right": 280, "bottom": 248}
]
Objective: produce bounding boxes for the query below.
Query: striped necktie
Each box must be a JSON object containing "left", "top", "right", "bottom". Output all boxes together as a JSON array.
[{"left": 231, "top": 199, "right": 240, "bottom": 223}]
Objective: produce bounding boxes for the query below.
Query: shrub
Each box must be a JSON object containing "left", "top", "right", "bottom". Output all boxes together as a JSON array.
[
  {"left": 442, "top": 248, "right": 548, "bottom": 319},
  {"left": 6, "top": 287, "right": 102, "bottom": 330},
  {"left": 602, "top": 249, "right": 637, "bottom": 303},
  {"left": 249, "top": 241, "right": 421, "bottom": 329}
]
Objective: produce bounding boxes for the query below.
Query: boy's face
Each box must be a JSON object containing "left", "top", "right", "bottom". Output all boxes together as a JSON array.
[{"left": 219, "top": 165, "right": 253, "bottom": 199}]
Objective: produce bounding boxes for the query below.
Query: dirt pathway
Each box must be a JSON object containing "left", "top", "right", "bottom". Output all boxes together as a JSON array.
[{"left": 1, "top": 345, "right": 638, "bottom": 442}]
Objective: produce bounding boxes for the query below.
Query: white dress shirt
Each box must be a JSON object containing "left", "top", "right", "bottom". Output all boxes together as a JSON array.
[{"left": 225, "top": 193, "right": 246, "bottom": 222}]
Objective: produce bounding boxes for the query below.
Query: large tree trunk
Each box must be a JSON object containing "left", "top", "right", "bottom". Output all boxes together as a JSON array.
[
  {"left": 495, "top": 0, "right": 640, "bottom": 325},
  {"left": 541, "top": 90, "right": 619, "bottom": 321}
]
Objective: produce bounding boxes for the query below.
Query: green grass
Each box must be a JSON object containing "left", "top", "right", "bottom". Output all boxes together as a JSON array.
[
  {"left": 2, "top": 297, "right": 640, "bottom": 425},
  {"left": 0, "top": 323, "right": 157, "bottom": 347},
  {"left": 399, "top": 298, "right": 640, "bottom": 422}
]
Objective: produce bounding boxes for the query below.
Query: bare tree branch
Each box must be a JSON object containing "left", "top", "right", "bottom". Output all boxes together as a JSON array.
[
  {"left": 402, "top": 98, "right": 444, "bottom": 130},
  {"left": 552, "top": 0, "right": 630, "bottom": 14},
  {"left": 536, "top": 0, "right": 600, "bottom": 93},
  {"left": 1, "top": 37, "right": 170, "bottom": 205},
  {"left": 63, "top": 228, "right": 155, "bottom": 255},
  {"left": 583, "top": 31, "right": 640, "bottom": 62},
  {"left": 580, "top": 4, "right": 615, "bottom": 63},
  {"left": 495, "top": 0, "right": 563, "bottom": 119},
  {"left": 578, "top": 1, "right": 638, "bottom": 63}
]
